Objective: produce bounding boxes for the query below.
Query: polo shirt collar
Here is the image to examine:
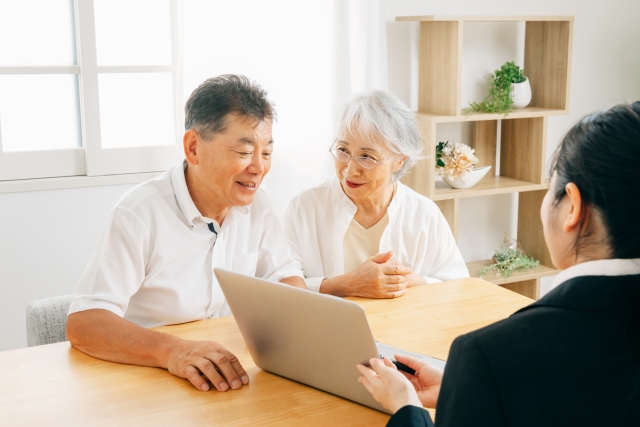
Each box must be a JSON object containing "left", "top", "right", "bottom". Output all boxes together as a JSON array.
[
  {"left": 172, "top": 160, "right": 202, "bottom": 227},
  {"left": 171, "top": 160, "right": 251, "bottom": 229},
  {"left": 223, "top": 204, "right": 250, "bottom": 228}
]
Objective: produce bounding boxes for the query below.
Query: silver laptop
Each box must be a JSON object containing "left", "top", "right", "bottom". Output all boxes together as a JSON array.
[{"left": 214, "top": 268, "right": 446, "bottom": 413}]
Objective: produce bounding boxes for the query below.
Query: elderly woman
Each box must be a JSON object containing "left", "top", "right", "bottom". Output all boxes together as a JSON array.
[{"left": 282, "top": 91, "right": 468, "bottom": 298}]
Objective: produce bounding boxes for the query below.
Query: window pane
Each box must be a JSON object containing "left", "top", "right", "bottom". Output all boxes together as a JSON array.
[
  {"left": 0, "top": 75, "right": 81, "bottom": 152},
  {"left": 94, "top": 0, "right": 172, "bottom": 66},
  {"left": 0, "top": 0, "right": 76, "bottom": 66},
  {"left": 98, "top": 73, "right": 176, "bottom": 149}
]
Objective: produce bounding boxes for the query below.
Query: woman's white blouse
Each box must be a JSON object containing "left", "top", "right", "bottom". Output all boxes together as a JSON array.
[{"left": 282, "top": 177, "right": 469, "bottom": 291}]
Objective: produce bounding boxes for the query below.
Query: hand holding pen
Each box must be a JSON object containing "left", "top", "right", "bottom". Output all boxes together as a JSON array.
[{"left": 356, "top": 354, "right": 444, "bottom": 413}]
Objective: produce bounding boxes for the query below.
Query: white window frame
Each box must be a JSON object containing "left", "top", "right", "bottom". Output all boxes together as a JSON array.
[
  {"left": 0, "top": 64, "right": 86, "bottom": 181},
  {"left": 0, "top": 0, "right": 183, "bottom": 183}
]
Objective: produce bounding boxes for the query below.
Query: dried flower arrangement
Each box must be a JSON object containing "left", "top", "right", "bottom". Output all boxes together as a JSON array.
[
  {"left": 436, "top": 141, "right": 479, "bottom": 181},
  {"left": 479, "top": 233, "right": 540, "bottom": 278}
]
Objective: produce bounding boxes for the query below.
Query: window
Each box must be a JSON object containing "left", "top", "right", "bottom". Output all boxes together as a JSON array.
[{"left": 0, "top": 0, "right": 182, "bottom": 181}]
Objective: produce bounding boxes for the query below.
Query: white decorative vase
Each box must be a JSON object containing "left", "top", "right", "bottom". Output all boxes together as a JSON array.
[
  {"left": 442, "top": 166, "right": 492, "bottom": 189},
  {"left": 511, "top": 78, "right": 532, "bottom": 108}
]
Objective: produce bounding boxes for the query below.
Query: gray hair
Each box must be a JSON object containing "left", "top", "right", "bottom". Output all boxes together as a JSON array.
[
  {"left": 185, "top": 74, "right": 276, "bottom": 140},
  {"left": 337, "top": 90, "right": 423, "bottom": 181}
]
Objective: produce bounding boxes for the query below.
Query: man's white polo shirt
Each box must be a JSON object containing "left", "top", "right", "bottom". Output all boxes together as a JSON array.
[{"left": 68, "top": 161, "right": 303, "bottom": 328}]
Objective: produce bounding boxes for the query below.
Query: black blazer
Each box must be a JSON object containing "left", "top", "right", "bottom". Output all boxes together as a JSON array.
[{"left": 387, "top": 274, "right": 640, "bottom": 427}]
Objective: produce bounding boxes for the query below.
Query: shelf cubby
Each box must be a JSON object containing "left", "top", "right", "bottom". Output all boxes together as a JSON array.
[
  {"left": 397, "top": 15, "right": 574, "bottom": 299},
  {"left": 396, "top": 15, "right": 574, "bottom": 116},
  {"left": 403, "top": 116, "right": 550, "bottom": 201}
]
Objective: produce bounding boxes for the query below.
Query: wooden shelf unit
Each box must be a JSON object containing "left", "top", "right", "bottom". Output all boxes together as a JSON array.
[
  {"left": 396, "top": 15, "right": 574, "bottom": 22},
  {"left": 397, "top": 15, "right": 573, "bottom": 299}
]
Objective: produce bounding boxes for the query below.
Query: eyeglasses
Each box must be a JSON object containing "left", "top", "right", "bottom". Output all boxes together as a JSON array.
[{"left": 329, "top": 142, "right": 397, "bottom": 170}]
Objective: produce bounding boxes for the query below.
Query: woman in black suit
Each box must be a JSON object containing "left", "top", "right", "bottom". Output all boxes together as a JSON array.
[{"left": 357, "top": 102, "right": 640, "bottom": 427}]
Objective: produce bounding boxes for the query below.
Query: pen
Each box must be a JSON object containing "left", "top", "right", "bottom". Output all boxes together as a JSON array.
[{"left": 380, "top": 355, "right": 416, "bottom": 375}]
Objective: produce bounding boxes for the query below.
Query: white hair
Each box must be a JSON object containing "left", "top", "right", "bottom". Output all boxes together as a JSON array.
[{"left": 336, "top": 90, "right": 423, "bottom": 181}]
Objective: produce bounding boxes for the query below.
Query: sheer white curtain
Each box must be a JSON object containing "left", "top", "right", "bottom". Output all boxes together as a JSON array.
[
  {"left": 331, "top": 0, "right": 388, "bottom": 108},
  {"left": 183, "top": 0, "right": 387, "bottom": 213}
]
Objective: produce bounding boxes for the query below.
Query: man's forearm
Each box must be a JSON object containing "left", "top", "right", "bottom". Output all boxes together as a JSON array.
[{"left": 66, "top": 309, "right": 182, "bottom": 369}]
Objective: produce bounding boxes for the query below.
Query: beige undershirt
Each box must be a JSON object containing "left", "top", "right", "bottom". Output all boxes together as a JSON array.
[{"left": 343, "top": 213, "right": 390, "bottom": 274}]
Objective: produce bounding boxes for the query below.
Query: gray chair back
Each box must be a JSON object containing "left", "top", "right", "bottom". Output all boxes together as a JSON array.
[{"left": 26, "top": 295, "right": 73, "bottom": 347}]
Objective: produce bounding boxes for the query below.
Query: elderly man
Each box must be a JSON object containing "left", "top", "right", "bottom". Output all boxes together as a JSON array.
[{"left": 66, "top": 75, "right": 305, "bottom": 393}]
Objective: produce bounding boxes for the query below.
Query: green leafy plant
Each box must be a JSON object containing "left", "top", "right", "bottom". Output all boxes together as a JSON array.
[
  {"left": 436, "top": 141, "right": 448, "bottom": 168},
  {"left": 478, "top": 234, "right": 539, "bottom": 278},
  {"left": 464, "top": 61, "right": 526, "bottom": 115}
]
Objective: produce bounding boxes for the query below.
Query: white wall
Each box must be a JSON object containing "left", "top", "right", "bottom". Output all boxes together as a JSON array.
[
  {"left": 0, "top": 185, "right": 134, "bottom": 351},
  {"left": 1, "top": 0, "right": 639, "bottom": 351},
  {"left": 182, "top": 0, "right": 335, "bottom": 213}
]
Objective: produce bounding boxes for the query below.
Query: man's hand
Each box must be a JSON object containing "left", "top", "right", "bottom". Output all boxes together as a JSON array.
[
  {"left": 322, "top": 251, "right": 412, "bottom": 298},
  {"left": 167, "top": 340, "right": 249, "bottom": 392},
  {"left": 356, "top": 357, "right": 423, "bottom": 413},
  {"left": 67, "top": 309, "right": 250, "bottom": 393}
]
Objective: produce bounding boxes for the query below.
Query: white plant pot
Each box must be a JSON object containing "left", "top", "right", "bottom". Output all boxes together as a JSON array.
[
  {"left": 442, "top": 166, "right": 492, "bottom": 189},
  {"left": 511, "top": 78, "right": 532, "bottom": 108}
]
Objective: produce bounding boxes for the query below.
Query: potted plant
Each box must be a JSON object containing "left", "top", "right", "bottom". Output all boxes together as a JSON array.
[
  {"left": 464, "top": 61, "right": 531, "bottom": 114},
  {"left": 478, "top": 233, "right": 540, "bottom": 278},
  {"left": 436, "top": 141, "right": 491, "bottom": 189}
]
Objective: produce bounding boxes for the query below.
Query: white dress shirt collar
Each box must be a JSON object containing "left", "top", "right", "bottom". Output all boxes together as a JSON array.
[
  {"left": 552, "top": 258, "right": 640, "bottom": 287},
  {"left": 329, "top": 176, "right": 356, "bottom": 215},
  {"left": 328, "top": 176, "right": 405, "bottom": 223}
]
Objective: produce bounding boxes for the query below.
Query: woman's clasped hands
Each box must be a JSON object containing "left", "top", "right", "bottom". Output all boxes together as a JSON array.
[
  {"left": 342, "top": 250, "right": 413, "bottom": 298},
  {"left": 356, "top": 354, "right": 444, "bottom": 414}
]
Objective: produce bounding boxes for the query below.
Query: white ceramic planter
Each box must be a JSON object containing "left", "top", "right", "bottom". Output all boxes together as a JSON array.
[
  {"left": 511, "top": 77, "right": 532, "bottom": 108},
  {"left": 442, "top": 166, "right": 492, "bottom": 189}
]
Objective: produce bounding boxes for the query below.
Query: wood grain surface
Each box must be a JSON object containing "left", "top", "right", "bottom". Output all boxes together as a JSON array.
[
  {"left": 418, "top": 21, "right": 462, "bottom": 116},
  {"left": 0, "top": 279, "right": 532, "bottom": 426}
]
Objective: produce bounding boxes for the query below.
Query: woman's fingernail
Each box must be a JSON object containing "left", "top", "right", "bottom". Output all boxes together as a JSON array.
[
  {"left": 241, "top": 375, "right": 249, "bottom": 384},
  {"left": 201, "top": 384, "right": 209, "bottom": 391},
  {"left": 232, "top": 380, "right": 241, "bottom": 389},
  {"left": 219, "top": 382, "right": 229, "bottom": 391}
]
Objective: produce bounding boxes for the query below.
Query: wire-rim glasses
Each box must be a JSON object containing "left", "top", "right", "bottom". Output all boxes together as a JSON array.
[{"left": 329, "top": 141, "right": 397, "bottom": 170}]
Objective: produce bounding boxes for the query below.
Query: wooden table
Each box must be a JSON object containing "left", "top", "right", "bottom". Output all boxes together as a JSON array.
[{"left": 0, "top": 279, "right": 532, "bottom": 426}]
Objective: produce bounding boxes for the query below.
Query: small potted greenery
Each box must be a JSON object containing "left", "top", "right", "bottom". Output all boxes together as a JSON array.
[
  {"left": 478, "top": 233, "right": 540, "bottom": 278},
  {"left": 464, "top": 61, "right": 531, "bottom": 115}
]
